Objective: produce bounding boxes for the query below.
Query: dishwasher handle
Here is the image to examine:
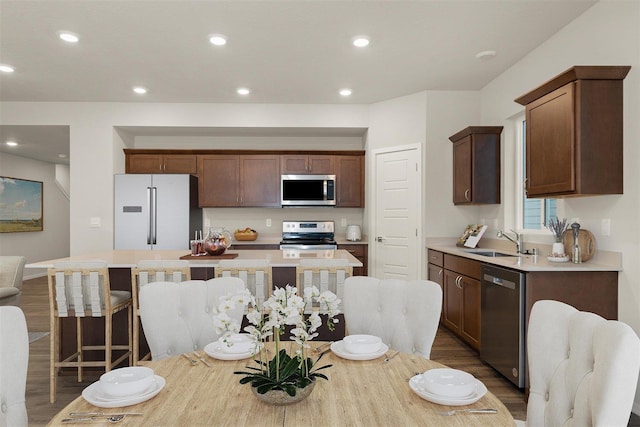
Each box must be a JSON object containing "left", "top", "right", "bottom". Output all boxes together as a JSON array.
[{"left": 483, "top": 273, "right": 517, "bottom": 290}]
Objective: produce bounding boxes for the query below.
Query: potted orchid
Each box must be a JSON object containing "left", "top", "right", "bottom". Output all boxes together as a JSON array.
[{"left": 213, "top": 285, "right": 341, "bottom": 404}]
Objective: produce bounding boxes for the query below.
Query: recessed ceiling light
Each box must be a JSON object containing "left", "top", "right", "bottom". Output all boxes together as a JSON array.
[
  {"left": 58, "top": 154, "right": 67, "bottom": 158},
  {"left": 132, "top": 86, "right": 147, "bottom": 94},
  {"left": 58, "top": 31, "right": 79, "bottom": 43},
  {"left": 5, "top": 141, "right": 18, "bottom": 147},
  {"left": 237, "top": 87, "right": 250, "bottom": 96},
  {"left": 475, "top": 50, "right": 497, "bottom": 60},
  {"left": 0, "top": 64, "right": 15, "bottom": 73},
  {"left": 339, "top": 88, "right": 352, "bottom": 97},
  {"left": 352, "top": 36, "right": 370, "bottom": 48},
  {"left": 209, "top": 34, "right": 227, "bottom": 46}
]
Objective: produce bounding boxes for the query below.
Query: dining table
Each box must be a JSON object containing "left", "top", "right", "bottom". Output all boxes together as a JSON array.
[{"left": 47, "top": 342, "right": 516, "bottom": 426}]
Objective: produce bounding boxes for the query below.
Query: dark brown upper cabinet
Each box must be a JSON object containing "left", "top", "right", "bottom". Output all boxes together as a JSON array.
[
  {"left": 449, "top": 126, "right": 503, "bottom": 205},
  {"left": 515, "top": 66, "right": 630, "bottom": 198}
]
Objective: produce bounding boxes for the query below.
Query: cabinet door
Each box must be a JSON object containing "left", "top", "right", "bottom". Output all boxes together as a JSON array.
[
  {"left": 525, "top": 82, "right": 575, "bottom": 197},
  {"left": 163, "top": 155, "right": 197, "bottom": 174},
  {"left": 280, "top": 155, "right": 308, "bottom": 174},
  {"left": 198, "top": 155, "right": 240, "bottom": 207},
  {"left": 453, "top": 137, "right": 472, "bottom": 204},
  {"left": 127, "top": 154, "right": 163, "bottom": 173},
  {"left": 336, "top": 156, "right": 364, "bottom": 207},
  {"left": 308, "top": 155, "right": 334, "bottom": 174},
  {"left": 442, "top": 270, "right": 462, "bottom": 333},
  {"left": 427, "top": 263, "right": 444, "bottom": 319},
  {"left": 240, "top": 155, "right": 280, "bottom": 207},
  {"left": 460, "top": 275, "right": 481, "bottom": 350},
  {"left": 338, "top": 244, "right": 367, "bottom": 276},
  {"left": 281, "top": 154, "right": 334, "bottom": 174}
]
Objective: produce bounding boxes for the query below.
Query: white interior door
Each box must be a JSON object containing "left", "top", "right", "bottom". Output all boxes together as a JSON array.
[{"left": 373, "top": 145, "right": 421, "bottom": 279}]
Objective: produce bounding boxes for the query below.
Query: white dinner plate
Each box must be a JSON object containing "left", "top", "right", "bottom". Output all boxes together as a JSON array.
[
  {"left": 330, "top": 340, "right": 389, "bottom": 361},
  {"left": 409, "top": 374, "right": 487, "bottom": 406},
  {"left": 82, "top": 375, "right": 165, "bottom": 408},
  {"left": 204, "top": 341, "right": 259, "bottom": 361}
]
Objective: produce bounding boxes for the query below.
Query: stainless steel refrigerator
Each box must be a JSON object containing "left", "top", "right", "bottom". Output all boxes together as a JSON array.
[{"left": 114, "top": 174, "right": 202, "bottom": 250}]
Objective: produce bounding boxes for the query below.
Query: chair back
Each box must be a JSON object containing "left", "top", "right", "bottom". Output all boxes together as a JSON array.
[
  {"left": 215, "top": 259, "right": 271, "bottom": 307},
  {"left": 296, "top": 259, "right": 351, "bottom": 311},
  {"left": 0, "top": 256, "right": 26, "bottom": 306},
  {"left": 0, "top": 306, "right": 28, "bottom": 427},
  {"left": 138, "top": 277, "right": 245, "bottom": 360},
  {"left": 48, "top": 261, "right": 114, "bottom": 317},
  {"left": 526, "top": 300, "right": 640, "bottom": 427},
  {"left": 342, "top": 276, "right": 442, "bottom": 358}
]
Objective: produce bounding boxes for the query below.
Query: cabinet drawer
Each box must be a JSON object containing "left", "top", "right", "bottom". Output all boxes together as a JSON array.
[
  {"left": 444, "top": 254, "right": 481, "bottom": 280},
  {"left": 339, "top": 244, "right": 365, "bottom": 258},
  {"left": 427, "top": 250, "right": 444, "bottom": 267}
]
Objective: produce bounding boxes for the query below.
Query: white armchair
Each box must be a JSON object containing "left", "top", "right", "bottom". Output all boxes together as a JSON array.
[
  {"left": 0, "top": 256, "right": 26, "bottom": 306},
  {"left": 520, "top": 300, "right": 640, "bottom": 427},
  {"left": 342, "top": 276, "right": 442, "bottom": 358},
  {"left": 0, "top": 306, "right": 29, "bottom": 427},
  {"left": 138, "top": 277, "right": 245, "bottom": 361}
]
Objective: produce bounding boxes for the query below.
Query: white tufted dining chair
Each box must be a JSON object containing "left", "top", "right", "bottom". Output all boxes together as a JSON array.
[
  {"left": 342, "top": 276, "right": 442, "bottom": 358},
  {"left": 131, "top": 260, "right": 191, "bottom": 364},
  {"left": 138, "top": 277, "right": 245, "bottom": 361},
  {"left": 516, "top": 300, "right": 640, "bottom": 427},
  {"left": 0, "top": 306, "right": 28, "bottom": 427},
  {"left": 0, "top": 256, "right": 26, "bottom": 306}
]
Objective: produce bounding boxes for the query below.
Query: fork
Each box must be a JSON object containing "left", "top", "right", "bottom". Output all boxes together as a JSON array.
[
  {"left": 192, "top": 352, "right": 211, "bottom": 367},
  {"left": 438, "top": 408, "right": 497, "bottom": 416},
  {"left": 181, "top": 353, "right": 197, "bottom": 366}
]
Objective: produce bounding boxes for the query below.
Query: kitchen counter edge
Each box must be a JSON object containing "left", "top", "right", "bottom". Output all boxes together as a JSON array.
[{"left": 427, "top": 244, "right": 622, "bottom": 272}]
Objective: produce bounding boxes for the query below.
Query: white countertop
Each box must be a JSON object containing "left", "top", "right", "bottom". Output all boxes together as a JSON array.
[
  {"left": 427, "top": 243, "right": 622, "bottom": 272},
  {"left": 231, "top": 235, "right": 369, "bottom": 246},
  {"left": 25, "top": 249, "right": 363, "bottom": 269}
]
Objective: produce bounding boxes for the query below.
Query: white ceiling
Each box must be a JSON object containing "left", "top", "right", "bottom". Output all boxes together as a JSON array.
[{"left": 0, "top": 0, "right": 597, "bottom": 164}]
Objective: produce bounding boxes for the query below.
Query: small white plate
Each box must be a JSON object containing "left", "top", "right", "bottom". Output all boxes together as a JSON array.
[
  {"left": 330, "top": 340, "right": 389, "bottom": 361},
  {"left": 82, "top": 375, "right": 165, "bottom": 408},
  {"left": 409, "top": 374, "right": 487, "bottom": 406},
  {"left": 204, "top": 341, "right": 258, "bottom": 361}
]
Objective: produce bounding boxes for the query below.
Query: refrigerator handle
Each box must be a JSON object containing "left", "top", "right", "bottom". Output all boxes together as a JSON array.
[
  {"left": 150, "top": 187, "right": 158, "bottom": 245},
  {"left": 146, "top": 187, "right": 153, "bottom": 245}
]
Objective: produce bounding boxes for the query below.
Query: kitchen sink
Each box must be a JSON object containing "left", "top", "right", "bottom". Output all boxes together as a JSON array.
[{"left": 464, "top": 250, "right": 517, "bottom": 257}]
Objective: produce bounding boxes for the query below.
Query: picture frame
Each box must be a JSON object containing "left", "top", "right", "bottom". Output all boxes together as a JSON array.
[{"left": 0, "top": 176, "right": 43, "bottom": 232}]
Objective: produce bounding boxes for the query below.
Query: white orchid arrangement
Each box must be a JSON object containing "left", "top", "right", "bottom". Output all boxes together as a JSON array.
[{"left": 213, "top": 285, "right": 341, "bottom": 396}]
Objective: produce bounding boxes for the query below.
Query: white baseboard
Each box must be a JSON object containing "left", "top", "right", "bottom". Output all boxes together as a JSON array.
[{"left": 23, "top": 271, "right": 47, "bottom": 280}]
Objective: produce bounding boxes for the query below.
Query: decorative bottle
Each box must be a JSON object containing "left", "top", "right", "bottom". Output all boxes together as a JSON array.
[{"left": 571, "top": 222, "right": 582, "bottom": 264}]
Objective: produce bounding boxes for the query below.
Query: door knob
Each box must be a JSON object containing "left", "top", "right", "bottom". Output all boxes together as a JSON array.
[{"left": 376, "top": 236, "right": 384, "bottom": 242}]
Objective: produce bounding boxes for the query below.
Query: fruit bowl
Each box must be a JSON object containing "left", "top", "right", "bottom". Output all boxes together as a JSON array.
[{"left": 234, "top": 228, "right": 258, "bottom": 241}]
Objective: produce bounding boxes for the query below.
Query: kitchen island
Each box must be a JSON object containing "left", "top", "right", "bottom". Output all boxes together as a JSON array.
[{"left": 28, "top": 249, "right": 362, "bottom": 370}]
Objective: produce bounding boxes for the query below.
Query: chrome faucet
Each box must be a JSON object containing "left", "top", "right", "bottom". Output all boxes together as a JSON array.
[{"left": 497, "top": 229, "right": 522, "bottom": 254}]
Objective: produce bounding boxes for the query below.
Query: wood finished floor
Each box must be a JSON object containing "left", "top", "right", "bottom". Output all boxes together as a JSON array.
[{"left": 20, "top": 276, "right": 640, "bottom": 426}]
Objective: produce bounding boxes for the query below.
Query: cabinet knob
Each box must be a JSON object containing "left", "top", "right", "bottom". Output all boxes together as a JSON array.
[{"left": 438, "top": 268, "right": 442, "bottom": 277}]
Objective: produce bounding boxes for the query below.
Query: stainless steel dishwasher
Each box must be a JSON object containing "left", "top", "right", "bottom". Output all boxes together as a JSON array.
[{"left": 480, "top": 264, "right": 526, "bottom": 388}]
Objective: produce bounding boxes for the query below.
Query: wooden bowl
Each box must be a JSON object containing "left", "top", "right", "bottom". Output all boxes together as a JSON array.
[{"left": 234, "top": 231, "right": 258, "bottom": 241}]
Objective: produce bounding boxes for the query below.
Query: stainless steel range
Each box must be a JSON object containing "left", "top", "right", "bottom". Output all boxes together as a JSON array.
[{"left": 279, "top": 220, "right": 337, "bottom": 250}]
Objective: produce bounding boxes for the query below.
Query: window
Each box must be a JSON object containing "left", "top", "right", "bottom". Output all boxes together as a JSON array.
[{"left": 517, "top": 117, "right": 559, "bottom": 230}]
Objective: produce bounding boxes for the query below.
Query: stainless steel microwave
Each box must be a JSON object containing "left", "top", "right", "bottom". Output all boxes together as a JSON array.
[{"left": 281, "top": 174, "right": 336, "bottom": 206}]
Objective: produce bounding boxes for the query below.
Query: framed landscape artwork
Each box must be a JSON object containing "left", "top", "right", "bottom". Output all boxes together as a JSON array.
[{"left": 0, "top": 176, "right": 43, "bottom": 232}]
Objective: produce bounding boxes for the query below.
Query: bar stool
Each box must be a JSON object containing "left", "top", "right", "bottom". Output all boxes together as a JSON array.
[
  {"left": 131, "top": 260, "right": 191, "bottom": 364},
  {"left": 47, "top": 261, "right": 132, "bottom": 403},
  {"left": 215, "top": 259, "right": 271, "bottom": 307},
  {"left": 296, "top": 258, "right": 352, "bottom": 311}
]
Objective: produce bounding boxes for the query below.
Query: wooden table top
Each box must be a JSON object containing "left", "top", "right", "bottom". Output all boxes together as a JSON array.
[{"left": 48, "top": 343, "right": 515, "bottom": 426}]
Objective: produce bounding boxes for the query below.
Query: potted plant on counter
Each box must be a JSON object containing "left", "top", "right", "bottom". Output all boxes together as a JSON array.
[{"left": 547, "top": 217, "right": 568, "bottom": 257}]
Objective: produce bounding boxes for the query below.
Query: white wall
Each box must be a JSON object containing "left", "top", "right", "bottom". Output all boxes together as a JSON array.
[
  {"left": 0, "top": 103, "right": 369, "bottom": 256},
  {"left": 479, "top": 0, "right": 640, "bottom": 413},
  {"left": 0, "top": 152, "right": 70, "bottom": 278}
]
